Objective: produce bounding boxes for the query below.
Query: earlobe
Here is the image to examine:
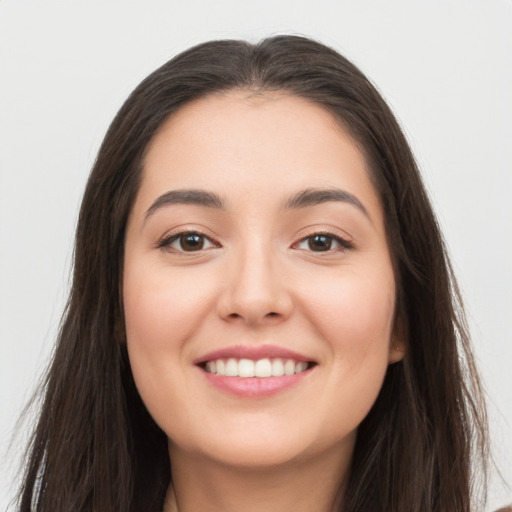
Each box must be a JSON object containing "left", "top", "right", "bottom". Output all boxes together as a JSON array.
[
  {"left": 388, "top": 315, "right": 406, "bottom": 363},
  {"left": 388, "top": 342, "right": 405, "bottom": 364}
]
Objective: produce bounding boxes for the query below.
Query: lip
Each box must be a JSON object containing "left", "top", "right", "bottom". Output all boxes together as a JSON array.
[
  {"left": 193, "top": 344, "right": 314, "bottom": 365},
  {"left": 201, "top": 370, "right": 313, "bottom": 398},
  {"left": 194, "top": 344, "right": 316, "bottom": 398}
]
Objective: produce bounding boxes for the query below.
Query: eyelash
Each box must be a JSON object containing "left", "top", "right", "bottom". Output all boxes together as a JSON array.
[
  {"left": 293, "top": 231, "right": 353, "bottom": 253},
  {"left": 157, "top": 231, "right": 220, "bottom": 253},
  {"left": 157, "top": 230, "right": 353, "bottom": 254}
]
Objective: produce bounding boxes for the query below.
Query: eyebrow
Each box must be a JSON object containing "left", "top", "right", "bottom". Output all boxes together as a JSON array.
[
  {"left": 144, "top": 186, "right": 369, "bottom": 220},
  {"left": 283, "top": 187, "right": 369, "bottom": 217},
  {"left": 145, "top": 189, "right": 225, "bottom": 219}
]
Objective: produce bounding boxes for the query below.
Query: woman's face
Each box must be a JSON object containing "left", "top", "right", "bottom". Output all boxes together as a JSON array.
[{"left": 123, "top": 92, "right": 403, "bottom": 469}]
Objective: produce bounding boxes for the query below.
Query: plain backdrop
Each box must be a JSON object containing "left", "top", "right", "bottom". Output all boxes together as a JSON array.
[{"left": 1, "top": 1, "right": 511, "bottom": 510}]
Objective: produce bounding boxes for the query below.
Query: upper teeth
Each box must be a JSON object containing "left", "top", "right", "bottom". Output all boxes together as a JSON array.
[{"left": 205, "top": 358, "right": 309, "bottom": 378}]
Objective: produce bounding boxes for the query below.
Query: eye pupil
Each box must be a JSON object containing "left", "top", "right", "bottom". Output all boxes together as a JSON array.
[
  {"left": 180, "top": 233, "right": 204, "bottom": 251},
  {"left": 308, "top": 234, "right": 332, "bottom": 251}
]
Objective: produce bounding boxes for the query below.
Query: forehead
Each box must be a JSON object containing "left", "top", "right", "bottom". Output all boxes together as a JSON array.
[
  {"left": 146, "top": 91, "right": 355, "bottom": 161},
  {"left": 136, "top": 91, "right": 382, "bottom": 220}
]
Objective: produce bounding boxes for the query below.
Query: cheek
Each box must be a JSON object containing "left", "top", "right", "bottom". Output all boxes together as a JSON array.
[
  {"left": 304, "top": 266, "right": 395, "bottom": 429},
  {"left": 307, "top": 268, "right": 396, "bottom": 353},
  {"left": 301, "top": 260, "right": 396, "bottom": 420},
  {"left": 122, "top": 265, "right": 216, "bottom": 418},
  {"left": 123, "top": 264, "right": 215, "bottom": 351}
]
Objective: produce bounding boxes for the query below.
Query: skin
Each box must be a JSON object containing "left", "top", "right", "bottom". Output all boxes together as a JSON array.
[{"left": 123, "top": 91, "right": 404, "bottom": 512}]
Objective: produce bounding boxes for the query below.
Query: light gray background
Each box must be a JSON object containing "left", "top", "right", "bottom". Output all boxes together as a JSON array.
[{"left": 1, "top": 1, "right": 511, "bottom": 510}]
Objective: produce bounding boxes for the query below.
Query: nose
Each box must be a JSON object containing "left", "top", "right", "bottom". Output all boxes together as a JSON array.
[{"left": 216, "top": 244, "right": 293, "bottom": 326}]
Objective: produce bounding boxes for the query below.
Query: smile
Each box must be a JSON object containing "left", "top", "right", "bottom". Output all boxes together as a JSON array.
[
  {"left": 195, "top": 345, "right": 317, "bottom": 397},
  {"left": 205, "top": 358, "right": 311, "bottom": 378}
]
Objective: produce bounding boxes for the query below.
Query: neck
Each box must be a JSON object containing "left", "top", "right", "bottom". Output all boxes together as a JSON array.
[{"left": 163, "top": 441, "right": 353, "bottom": 512}]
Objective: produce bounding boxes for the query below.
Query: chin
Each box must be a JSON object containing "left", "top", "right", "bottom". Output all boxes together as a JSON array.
[
  {"left": 195, "top": 441, "right": 309, "bottom": 470},
  {"left": 168, "top": 419, "right": 352, "bottom": 471}
]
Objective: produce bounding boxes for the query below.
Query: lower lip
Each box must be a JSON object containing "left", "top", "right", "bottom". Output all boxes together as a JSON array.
[{"left": 201, "top": 368, "right": 313, "bottom": 398}]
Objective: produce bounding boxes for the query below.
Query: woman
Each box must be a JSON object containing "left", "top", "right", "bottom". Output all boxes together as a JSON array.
[{"left": 17, "top": 35, "right": 489, "bottom": 511}]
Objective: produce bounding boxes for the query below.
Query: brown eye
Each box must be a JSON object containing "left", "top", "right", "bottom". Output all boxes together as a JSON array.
[
  {"left": 158, "top": 231, "right": 217, "bottom": 253},
  {"left": 179, "top": 233, "right": 205, "bottom": 251},
  {"left": 294, "top": 232, "right": 353, "bottom": 253},
  {"left": 307, "top": 234, "right": 332, "bottom": 252}
]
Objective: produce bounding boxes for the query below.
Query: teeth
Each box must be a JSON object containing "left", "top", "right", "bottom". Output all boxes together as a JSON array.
[
  {"left": 254, "top": 358, "right": 272, "bottom": 377},
  {"left": 295, "top": 361, "right": 308, "bottom": 374},
  {"left": 271, "top": 359, "right": 284, "bottom": 377},
  {"left": 238, "top": 358, "right": 255, "bottom": 377},
  {"left": 225, "top": 358, "right": 238, "bottom": 376},
  {"left": 284, "top": 360, "right": 295, "bottom": 375},
  {"left": 204, "top": 357, "right": 310, "bottom": 378}
]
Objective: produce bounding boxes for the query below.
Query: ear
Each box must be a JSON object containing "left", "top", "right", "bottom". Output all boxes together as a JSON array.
[{"left": 388, "top": 316, "right": 406, "bottom": 364}]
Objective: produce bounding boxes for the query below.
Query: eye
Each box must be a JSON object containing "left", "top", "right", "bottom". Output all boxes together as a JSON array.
[
  {"left": 158, "top": 231, "right": 218, "bottom": 253},
  {"left": 294, "top": 233, "right": 352, "bottom": 252}
]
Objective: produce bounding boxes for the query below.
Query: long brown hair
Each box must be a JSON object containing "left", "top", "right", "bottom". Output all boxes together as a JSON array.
[{"left": 17, "top": 35, "right": 488, "bottom": 511}]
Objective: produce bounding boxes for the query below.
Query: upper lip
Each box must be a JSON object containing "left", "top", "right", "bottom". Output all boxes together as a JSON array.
[{"left": 194, "top": 344, "right": 315, "bottom": 365}]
